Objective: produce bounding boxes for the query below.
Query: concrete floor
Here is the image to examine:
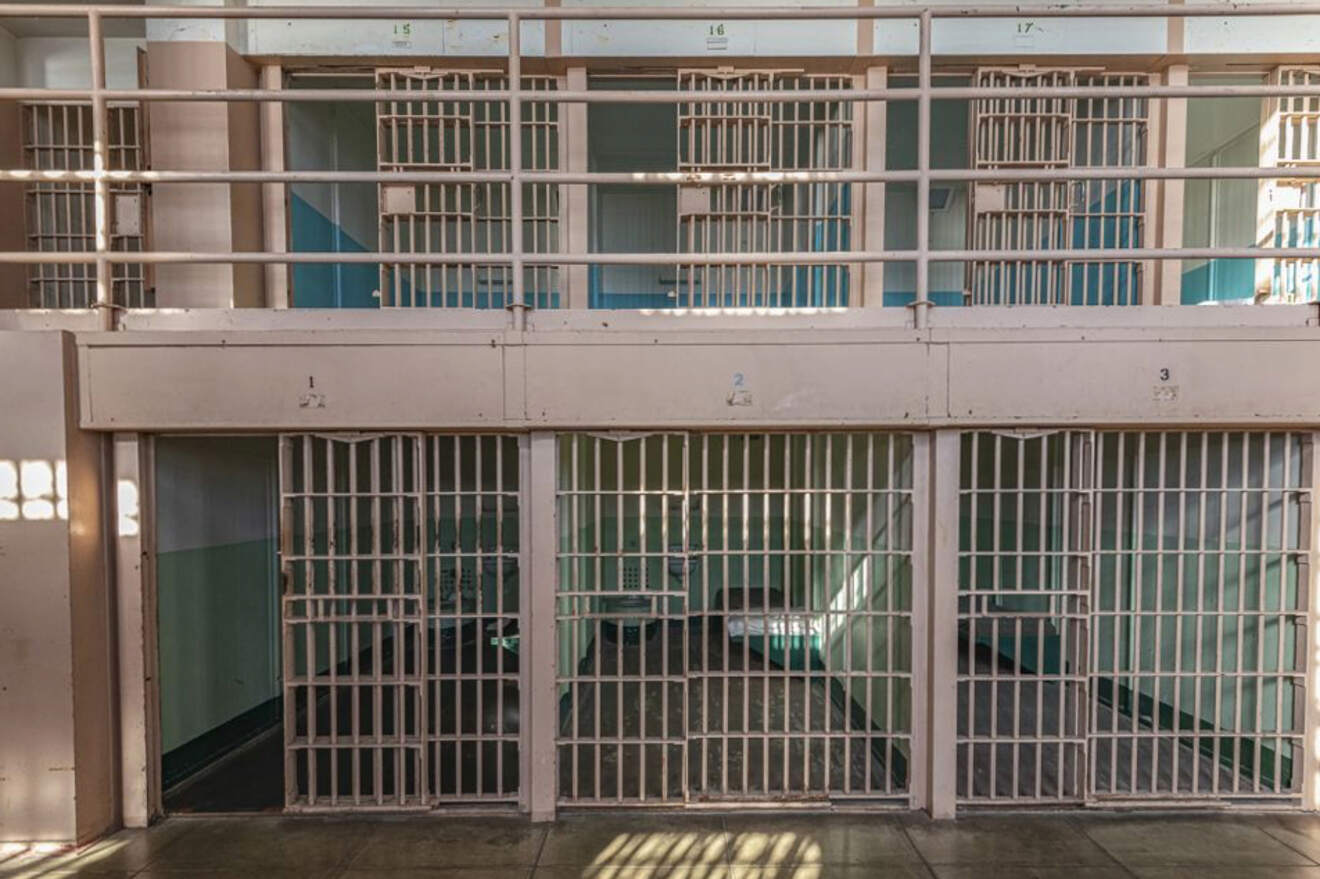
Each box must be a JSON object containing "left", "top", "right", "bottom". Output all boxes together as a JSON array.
[{"left": 6, "top": 811, "right": 1320, "bottom": 878}]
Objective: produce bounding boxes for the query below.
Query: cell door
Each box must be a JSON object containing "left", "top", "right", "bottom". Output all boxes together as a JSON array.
[
  {"left": 23, "top": 102, "right": 150, "bottom": 308},
  {"left": 969, "top": 68, "right": 1148, "bottom": 305},
  {"left": 676, "top": 70, "right": 853, "bottom": 308},
  {"left": 556, "top": 433, "right": 691, "bottom": 804},
  {"left": 957, "top": 431, "right": 1093, "bottom": 804},
  {"left": 687, "top": 433, "right": 915, "bottom": 804},
  {"left": 375, "top": 69, "right": 559, "bottom": 309},
  {"left": 555, "top": 432, "right": 916, "bottom": 808},
  {"left": 280, "top": 434, "right": 428, "bottom": 809}
]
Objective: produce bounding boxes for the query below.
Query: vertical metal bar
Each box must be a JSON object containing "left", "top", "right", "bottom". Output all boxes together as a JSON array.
[
  {"left": 914, "top": 10, "right": 932, "bottom": 328},
  {"left": 88, "top": 10, "right": 112, "bottom": 327},
  {"left": 928, "top": 429, "right": 959, "bottom": 818},
  {"left": 507, "top": 14, "right": 524, "bottom": 309}
]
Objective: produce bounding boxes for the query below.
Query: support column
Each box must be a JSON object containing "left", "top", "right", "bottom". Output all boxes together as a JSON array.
[
  {"left": 259, "top": 64, "right": 288, "bottom": 309},
  {"left": 146, "top": 0, "right": 265, "bottom": 308},
  {"left": 525, "top": 431, "right": 558, "bottom": 820},
  {"left": 861, "top": 65, "right": 887, "bottom": 306},
  {"left": 0, "top": 332, "right": 115, "bottom": 843},
  {"left": 0, "top": 94, "right": 23, "bottom": 309},
  {"left": 563, "top": 67, "right": 589, "bottom": 309},
  {"left": 1154, "top": 65, "right": 1189, "bottom": 305},
  {"left": 1303, "top": 433, "right": 1320, "bottom": 811},
  {"left": 114, "top": 433, "right": 159, "bottom": 828},
  {"left": 925, "top": 429, "right": 959, "bottom": 819},
  {"left": 1256, "top": 74, "right": 1284, "bottom": 302}
]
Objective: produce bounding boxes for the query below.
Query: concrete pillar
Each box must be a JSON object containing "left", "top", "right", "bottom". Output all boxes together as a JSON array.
[
  {"left": 1154, "top": 65, "right": 1189, "bottom": 305},
  {"left": 146, "top": 1, "right": 265, "bottom": 308},
  {"left": 0, "top": 98, "right": 24, "bottom": 309},
  {"left": 0, "top": 332, "right": 116, "bottom": 844}
]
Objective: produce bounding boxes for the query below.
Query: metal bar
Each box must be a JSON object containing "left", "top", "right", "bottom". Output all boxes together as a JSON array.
[
  {"left": 11, "top": 165, "right": 1320, "bottom": 187},
  {"left": 10, "top": 84, "right": 1320, "bottom": 106},
  {"left": 87, "top": 9, "right": 111, "bottom": 328},
  {"left": 509, "top": 15, "right": 523, "bottom": 310},
  {"left": 914, "top": 10, "right": 932, "bottom": 327},
  {"left": 4, "top": 3, "right": 1320, "bottom": 20},
  {"left": 3, "top": 246, "right": 1316, "bottom": 266}
]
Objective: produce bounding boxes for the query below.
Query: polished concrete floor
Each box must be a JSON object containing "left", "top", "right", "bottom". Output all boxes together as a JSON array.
[{"left": 7, "top": 811, "right": 1320, "bottom": 878}]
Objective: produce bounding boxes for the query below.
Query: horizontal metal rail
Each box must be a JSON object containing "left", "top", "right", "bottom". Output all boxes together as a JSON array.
[
  {"left": 6, "top": 84, "right": 1320, "bottom": 104},
  {"left": 2, "top": 247, "right": 1314, "bottom": 265},
  {"left": 6, "top": 167, "right": 1320, "bottom": 185}
]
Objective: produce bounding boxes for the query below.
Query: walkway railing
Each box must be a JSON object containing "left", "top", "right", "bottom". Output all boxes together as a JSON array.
[{"left": 0, "top": 3, "right": 1319, "bottom": 325}]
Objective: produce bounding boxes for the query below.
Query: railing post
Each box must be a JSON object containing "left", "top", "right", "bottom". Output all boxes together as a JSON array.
[
  {"left": 88, "top": 9, "right": 113, "bottom": 329},
  {"left": 508, "top": 13, "right": 525, "bottom": 310},
  {"left": 914, "top": 9, "right": 932, "bottom": 328}
]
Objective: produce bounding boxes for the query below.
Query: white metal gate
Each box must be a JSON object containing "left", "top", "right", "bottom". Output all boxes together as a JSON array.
[
  {"left": 969, "top": 68, "right": 1148, "bottom": 305},
  {"left": 676, "top": 70, "right": 853, "bottom": 307},
  {"left": 280, "top": 433, "right": 522, "bottom": 810},
  {"left": 957, "top": 430, "right": 1310, "bottom": 807},
  {"left": 22, "top": 102, "right": 149, "bottom": 308},
  {"left": 556, "top": 432, "right": 914, "bottom": 806},
  {"left": 376, "top": 69, "right": 559, "bottom": 309},
  {"left": 1260, "top": 66, "right": 1320, "bottom": 303}
]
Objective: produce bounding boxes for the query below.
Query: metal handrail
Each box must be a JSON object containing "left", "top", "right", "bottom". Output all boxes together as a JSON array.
[{"left": 2, "top": 2, "right": 1320, "bottom": 324}]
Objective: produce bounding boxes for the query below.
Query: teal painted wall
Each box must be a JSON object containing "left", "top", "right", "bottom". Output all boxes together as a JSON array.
[
  {"left": 884, "top": 81, "right": 969, "bottom": 307},
  {"left": 155, "top": 437, "right": 280, "bottom": 754},
  {"left": 287, "top": 96, "right": 380, "bottom": 308},
  {"left": 1182, "top": 87, "right": 1262, "bottom": 304}
]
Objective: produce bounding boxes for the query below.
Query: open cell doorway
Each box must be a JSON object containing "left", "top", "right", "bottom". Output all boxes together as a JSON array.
[{"left": 155, "top": 436, "right": 284, "bottom": 813}]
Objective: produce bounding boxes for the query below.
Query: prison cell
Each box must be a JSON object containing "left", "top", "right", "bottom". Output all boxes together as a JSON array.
[
  {"left": 555, "top": 432, "right": 913, "bottom": 806},
  {"left": 676, "top": 71, "right": 853, "bottom": 307},
  {"left": 969, "top": 69, "right": 1148, "bottom": 305},
  {"left": 22, "top": 102, "right": 149, "bottom": 309},
  {"left": 376, "top": 70, "right": 559, "bottom": 308},
  {"left": 1265, "top": 67, "right": 1320, "bottom": 303},
  {"left": 279, "top": 433, "right": 522, "bottom": 810},
  {"left": 957, "top": 430, "right": 1311, "bottom": 806}
]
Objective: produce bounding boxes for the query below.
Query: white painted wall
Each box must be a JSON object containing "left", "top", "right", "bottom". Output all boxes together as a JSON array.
[
  {"left": 17, "top": 36, "right": 142, "bottom": 89},
  {"left": 245, "top": 0, "right": 546, "bottom": 58},
  {"left": 286, "top": 96, "right": 377, "bottom": 248}
]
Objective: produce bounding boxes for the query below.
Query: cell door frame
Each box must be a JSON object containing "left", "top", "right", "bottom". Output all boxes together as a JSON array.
[
  {"left": 552, "top": 430, "right": 923, "bottom": 811},
  {"left": 950, "top": 428, "right": 1314, "bottom": 812}
]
